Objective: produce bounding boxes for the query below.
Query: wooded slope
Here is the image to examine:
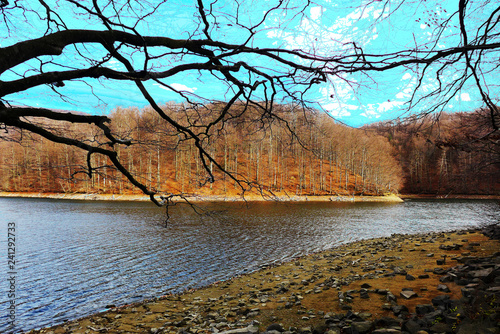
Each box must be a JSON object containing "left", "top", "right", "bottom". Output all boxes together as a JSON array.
[
  {"left": 0, "top": 104, "right": 402, "bottom": 197},
  {"left": 368, "top": 109, "right": 500, "bottom": 195}
]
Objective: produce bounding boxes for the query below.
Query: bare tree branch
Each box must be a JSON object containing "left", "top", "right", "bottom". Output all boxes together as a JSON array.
[{"left": 0, "top": 0, "right": 498, "bottom": 210}]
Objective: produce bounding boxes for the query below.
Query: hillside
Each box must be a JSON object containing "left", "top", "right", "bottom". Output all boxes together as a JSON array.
[
  {"left": 366, "top": 109, "right": 500, "bottom": 195},
  {"left": 0, "top": 104, "right": 402, "bottom": 197}
]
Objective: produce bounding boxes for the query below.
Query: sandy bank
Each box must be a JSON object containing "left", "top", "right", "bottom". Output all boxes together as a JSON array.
[
  {"left": 0, "top": 192, "right": 404, "bottom": 203},
  {"left": 400, "top": 194, "right": 500, "bottom": 200}
]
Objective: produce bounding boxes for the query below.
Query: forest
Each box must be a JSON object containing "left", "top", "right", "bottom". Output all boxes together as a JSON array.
[
  {"left": 1, "top": 104, "right": 498, "bottom": 197},
  {"left": 0, "top": 103, "right": 401, "bottom": 197},
  {"left": 369, "top": 108, "right": 500, "bottom": 195}
]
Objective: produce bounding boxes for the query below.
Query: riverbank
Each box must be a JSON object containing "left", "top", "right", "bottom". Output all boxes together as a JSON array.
[
  {"left": 400, "top": 194, "right": 500, "bottom": 200},
  {"left": 0, "top": 192, "right": 404, "bottom": 203},
  {"left": 26, "top": 225, "right": 499, "bottom": 334}
]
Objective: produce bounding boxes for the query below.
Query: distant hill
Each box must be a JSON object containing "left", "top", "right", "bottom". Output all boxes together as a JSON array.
[
  {"left": 0, "top": 103, "right": 402, "bottom": 196},
  {"left": 366, "top": 109, "right": 500, "bottom": 195}
]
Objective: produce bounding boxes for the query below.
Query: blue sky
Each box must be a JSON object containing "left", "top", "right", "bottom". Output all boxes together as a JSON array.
[{"left": 2, "top": 0, "right": 497, "bottom": 126}]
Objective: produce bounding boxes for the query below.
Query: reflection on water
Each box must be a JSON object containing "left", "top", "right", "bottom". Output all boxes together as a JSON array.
[{"left": 0, "top": 198, "right": 498, "bottom": 332}]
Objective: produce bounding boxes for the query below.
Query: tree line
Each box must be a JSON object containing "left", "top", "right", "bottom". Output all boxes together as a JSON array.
[
  {"left": 0, "top": 103, "right": 402, "bottom": 197},
  {"left": 369, "top": 108, "right": 500, "bottom": 195}
]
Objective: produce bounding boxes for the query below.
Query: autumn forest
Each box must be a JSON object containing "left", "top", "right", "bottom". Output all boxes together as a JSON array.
[{"left": 0, "top": 104, "right": 498, "bottom": 197}]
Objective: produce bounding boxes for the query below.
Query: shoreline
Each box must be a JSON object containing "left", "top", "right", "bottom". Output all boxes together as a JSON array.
[
  {"left": 400, "top": 193, "right": 500, "bottom": 200},
  {"left": 0, "top": 191, "right": 405, "bottom": 203},
  {"left": 26, "top": 225, "right": 500, "bottom": 334},
  {"left": 2, "top": 192, "right": 499, "bottom": 203}
]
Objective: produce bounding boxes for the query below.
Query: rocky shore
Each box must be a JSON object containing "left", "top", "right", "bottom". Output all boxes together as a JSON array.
[{"left": 27, "top": 225, "right": 499, "bottom": 334}]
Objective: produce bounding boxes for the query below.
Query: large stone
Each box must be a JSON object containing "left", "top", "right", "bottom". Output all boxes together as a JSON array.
[
  {"left": 360, "top": 290, "right": 370, "bottom": 299},
  {"left": 372, "top": 330, "right": 402, "bottom": 334},
  {"left": 237, "top": 308, "right": 250, "bottom": 316},
  {"left": 439, "top": 244, "right": 463, "bottom": 251},
  {"left": 373, "top": 317, "right": 402, "bottom": 328},
  {"left": 358, "top": 312, "right": 372, "bottom": 320},
  {"left": 312, "top": 324, "right": 328, "bottom": 334},
  {"left": 437, "top": 284, "right": 451, "bottom": 292},
  {"left": 469, "top": 268, "right": 494, "bottom": 280},
  {"left": 386, "top": 292, "right": 397, "bottom": 303},
  {"left": 266, "top": 324, "right": 285, "bottom": 332},
  {"left": 402, "top": 319, "right": 421, "bottom": 334},
  {"left": 431, "top": 295, "right": 450, "bottom": 307},
  {"left": 461, "top": 287, "right": 477, "bottom": 299},
  {"left": 340, "top": 304, "right": 352, "bottom": 311},
  {"left": 392, "top": 305, "right": 409, "bottom": 316},
  {"left": 265, "top": 331, "right": 281, "bottom": 334},
  {"left": 482, "top": 224, "right": 500, "bottom": 240},
  {"left": 415, "top": 304, "right": 435, "bottom": 315},
  {"left": 351, "top": 321, "right": 374, "bottom": 334},
  {"left": 422, "top": 310, "right": 443, "bottom": 326},
  {"left": 456, "top": 322, "right": 500, "bottom": 334},
  {"left": 439, "top": 275, "right": 454, "bottom": 283},
  {"left": 393, "top": 267, "right": 407, "bottom": 275},
  {"left": 433, "top": 268, "right": 446, "bottom": 275},
  {"left": 456, "top": 278, "right": 471, "bottom": 286},
  {"left": 219, "top": 327, "right": 257, "bottom": 334},
  {"left": 429, "top": 322, "right": 451, "bottom": 333},
  {"left": 381, "top": 303, "right": 393, "bottom": 311},
  {"left": 400, "top": 290, "right": 418, "bottom": 299},
  {"left": 325, "top": 330, "right": 341, "bottom": 334}
]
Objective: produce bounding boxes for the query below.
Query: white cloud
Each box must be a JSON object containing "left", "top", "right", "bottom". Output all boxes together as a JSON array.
[
  {"left": 171, "top": 83, "right": 197, "bottom": 93},
  {"left": 373, "top": 9, "right": 383, "bottom": 18},
  {"left": 460, "top": 92, "right": 471, "bottom": 101},
  {"left": 323, "top": 104, "right": 352, "bottom": 117},
  {"left": 319, "top": 81, "right": 354, "bottom": 102},
  {"left": 395, "top": 87, "right": 414, "bottom": 99},
  {"left": 402, "top": 73, "right": 412, "bottom": 80},
  {"left": 155, "top": 83, "right": 197, "bottom": 93},
  {"left": 377, "top": 100, "right": 404, "bottom": 113},
  {"left": 105, "top": 59, "right": 122, "bottom": 71},
  {"left": 310, "top": 6, "right": 323, "bottom": 20},
  {"left": 266, "top": 3, "right": 381, "bottom": 58},
  {"left": 360, "top": 104, "right": 381, "bottom": 118},
  {"left": 395, "top": 92, "right": 406, "bottom": 99},
  {"left": 420, "top": 23, "right": 427, "bottom": 29}
]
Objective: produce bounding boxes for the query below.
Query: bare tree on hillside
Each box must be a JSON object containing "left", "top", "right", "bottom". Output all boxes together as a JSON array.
[{"left": 0, "top": 0, "right": 498, "bottom": 205}]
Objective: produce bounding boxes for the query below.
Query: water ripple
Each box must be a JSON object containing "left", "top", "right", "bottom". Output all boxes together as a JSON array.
[{"left": 0, "top": 198, "right": 498, "bottom": 333}]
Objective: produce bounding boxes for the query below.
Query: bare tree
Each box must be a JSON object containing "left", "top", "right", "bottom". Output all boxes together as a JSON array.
[{"left": 0, "top": 0, "right": 498, "bottom": 206}]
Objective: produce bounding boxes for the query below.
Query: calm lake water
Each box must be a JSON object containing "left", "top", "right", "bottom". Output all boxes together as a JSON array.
[{"left": 0, "top": 197, "right": 499, "bottom": 333}]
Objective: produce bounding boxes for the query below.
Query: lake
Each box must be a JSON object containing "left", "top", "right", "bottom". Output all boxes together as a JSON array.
[{"left": 0, "top": 197, "right": 499, "bottom": 333}]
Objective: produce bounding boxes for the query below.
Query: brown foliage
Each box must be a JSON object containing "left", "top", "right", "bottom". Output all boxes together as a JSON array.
[
  {"left": 369, "top": 109, "right": 500, "bottom": 195},
  {"left": 0, "top": 104, "right": 402, "bottom": 197}
]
